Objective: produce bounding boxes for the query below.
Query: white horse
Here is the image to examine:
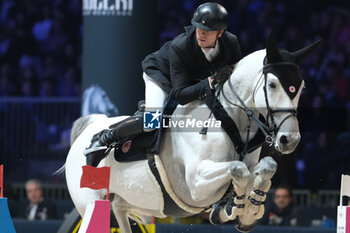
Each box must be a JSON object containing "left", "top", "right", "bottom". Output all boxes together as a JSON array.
[
  {"left": 64, "top": 32, "right": 320, "bottom": 233},
  {"left": 81, "top": 84, "right": 119, "bottom": 117}
]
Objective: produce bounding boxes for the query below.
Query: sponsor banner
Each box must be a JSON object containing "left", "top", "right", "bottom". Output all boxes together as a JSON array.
[
  {"left": 82, "top": 0, "right": 157, "bottom": 114},
  {"left": 83, "top": 0, "right": 133, "bottom": 16}
]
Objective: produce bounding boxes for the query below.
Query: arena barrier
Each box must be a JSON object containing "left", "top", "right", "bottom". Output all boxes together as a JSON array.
[
  {"left": 0, "top": 97, "right": 80, "bottom": 180},
  {"left": 13, "top": 220, "right": 336, "bottom": 233},
  {"left": 9, "top": 182, "right": 341, "bottom": 206},
  {"left": 13, "top": 219, "right": 62, "bottom": 233},
  {"left": 11, "top": 183, "right": 71, "bottom": 200}
]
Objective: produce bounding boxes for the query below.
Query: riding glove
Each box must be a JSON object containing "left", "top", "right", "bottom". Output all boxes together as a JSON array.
[{"left": 212, "top": 65, "right": 235, "bottom": 85}]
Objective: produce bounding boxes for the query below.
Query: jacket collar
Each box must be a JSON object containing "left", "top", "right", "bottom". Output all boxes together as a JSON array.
[{"left": 187, "top": 25, "right": 227, "bottom": 68}]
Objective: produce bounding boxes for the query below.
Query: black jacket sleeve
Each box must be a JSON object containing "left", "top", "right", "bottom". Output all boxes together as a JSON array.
[
  {"left": 44, "top": 201, "right": 58, "bottom": 219},
  {"left": 17, "top": 203, "right": 28, "bottom": 218},
  {"left": 169, "top": 46, "right": 213, "bottom": 105},
  {"left": 232, "top": 36, "right": 241, "bottom": 65}
]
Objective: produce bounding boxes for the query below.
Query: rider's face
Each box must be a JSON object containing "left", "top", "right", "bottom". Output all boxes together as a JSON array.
[{"left": 196, "top": 28, "right": 224, "bottom": 50}]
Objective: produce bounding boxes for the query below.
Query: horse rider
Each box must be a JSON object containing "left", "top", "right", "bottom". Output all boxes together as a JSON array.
[{"left": 84, "top": 2, "right": 242, "bottom": 167}]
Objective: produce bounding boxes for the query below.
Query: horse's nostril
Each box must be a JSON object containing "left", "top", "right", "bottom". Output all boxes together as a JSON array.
[{"left": 280, "top": 135, "right": 289, "bottom": 144}]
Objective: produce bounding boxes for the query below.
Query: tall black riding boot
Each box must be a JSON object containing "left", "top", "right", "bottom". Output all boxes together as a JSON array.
[{"left": 84, "top": 114, "right": 144, "bottom": 167}]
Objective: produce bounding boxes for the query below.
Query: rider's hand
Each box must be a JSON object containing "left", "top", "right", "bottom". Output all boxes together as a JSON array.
[
  {"left": 208, "top": 77, "right": 215, "bottom": 89},
  {"left": 212, "top": 65, "right": 235, "bottom": 85}
]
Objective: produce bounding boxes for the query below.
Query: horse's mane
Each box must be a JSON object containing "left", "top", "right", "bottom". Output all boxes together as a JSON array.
[
  {"left": 54, "top": 113, "right": 107, "bottom": 176},
  {"left": 235, "top": 50, "right": 265, "bottom": 74}
]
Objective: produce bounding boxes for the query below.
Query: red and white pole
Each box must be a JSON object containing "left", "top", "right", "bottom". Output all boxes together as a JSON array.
[{"left": 0, "top": 164, "right": 3, "bottom": 198}]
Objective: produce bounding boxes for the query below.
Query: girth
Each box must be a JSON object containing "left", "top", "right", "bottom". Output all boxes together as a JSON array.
[{"left": 147, "top": 154, "right": 202, "bottom": 217}]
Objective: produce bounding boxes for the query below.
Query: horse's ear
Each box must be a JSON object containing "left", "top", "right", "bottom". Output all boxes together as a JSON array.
[
  {"left": 292, "top": 39, "right": 322, "bottom": 64},
  {"left": 266, "top": 30, "right": 283, "bottom": 63}
]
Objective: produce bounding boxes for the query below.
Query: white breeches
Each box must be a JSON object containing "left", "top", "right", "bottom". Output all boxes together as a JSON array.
[{"left": 143, "top": 72, "right": 167, "bottom": 111}]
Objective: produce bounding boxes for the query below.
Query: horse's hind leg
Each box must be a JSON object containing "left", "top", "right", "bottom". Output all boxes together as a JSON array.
[
  {"left": 114, "top": 211, "right": 132, "bottom": 233},
  {"left": 111, "top": 195, "right": 132, "bottom": 233}
]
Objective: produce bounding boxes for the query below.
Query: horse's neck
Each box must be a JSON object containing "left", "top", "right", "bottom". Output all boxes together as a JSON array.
[
  {"left": 227, "top": 50, "right": 265, "bottom": 103},
  {"left": 219, "top": 50, "right": 265, "bottom": 141}
]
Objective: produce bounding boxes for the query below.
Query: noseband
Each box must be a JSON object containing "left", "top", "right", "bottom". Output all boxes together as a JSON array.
[{"left": 221, "top": 57, "right": 299, "bottom": 155}]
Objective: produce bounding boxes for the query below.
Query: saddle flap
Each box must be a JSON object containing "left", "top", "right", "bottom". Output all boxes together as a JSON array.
[{"left": 114, "top": 130, "right": 158, "bottom": 162}]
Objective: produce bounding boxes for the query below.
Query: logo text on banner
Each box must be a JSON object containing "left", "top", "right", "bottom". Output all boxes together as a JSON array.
[{"left": 83, "top": 0, "right": 133, "bottom": 16}]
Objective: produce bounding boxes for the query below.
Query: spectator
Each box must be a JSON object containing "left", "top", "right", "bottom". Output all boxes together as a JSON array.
[
  {"left": 0, "top": 0, "right": 81, "bottom": 98},
  {"left": 0, "top": 75, "right": 14, "bottom": 96},
  {"left": 21, "top": 79, "right": 36, "bottom": 96},
  {"left": 17, "top": 179, "right": 57, "bottom": 220},
  {"left": 300, "top": 132, "right": 331, "bottom": 190},
  {"left": 39, "top": 77, "right": 56, "bottom": 96},
  {"left": 56, "top": 66, "right": 80, "bottom": 96},
  {"left": 259, "top": 184, "right": 305, "bottom": 226}
]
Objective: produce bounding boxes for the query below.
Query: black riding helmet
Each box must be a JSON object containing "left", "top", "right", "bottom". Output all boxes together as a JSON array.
[{"left": 191, "top": 2, "right": 228, "bottom": 31}]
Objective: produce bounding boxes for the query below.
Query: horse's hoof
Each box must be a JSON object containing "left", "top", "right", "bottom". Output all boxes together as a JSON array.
[
  {"left": 209, "top": 202, "right": 225, "bottom": 225},
  {"left": 209, "top": 209, "right": 221, "bottom": 225},
  {"left": 233, "top": 217, "right": 257, "bottom": 233}
]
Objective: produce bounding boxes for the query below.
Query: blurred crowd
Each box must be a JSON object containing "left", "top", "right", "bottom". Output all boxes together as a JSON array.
[
  {"left": 0, "top": 0, "right": 349, "bottom": 189},
  {"left": 2, "top": 1, "right": 349, "bottom": 229},
  {"left": 0, "top": 0, "right": 81, "bottom": 97},
  {"left": 159, "top": 0, "right": 350, "bottom": 190}
]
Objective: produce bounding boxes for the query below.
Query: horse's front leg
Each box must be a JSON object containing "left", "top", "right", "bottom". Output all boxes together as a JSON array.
[
  {"left": 247, "top": 156, "right": 277, "bottom": 219},
  {"left": 235, "top": 156, "right": 277, "bottom": 232},
  {"left": 210, "top": 161, "right": 251, "bottom": 225},
  {"left": 188, "top": 160, "right": 251, "bottom": 224},
  {"left": 186, "top": 159, "right": 241, "bottom": 202}
]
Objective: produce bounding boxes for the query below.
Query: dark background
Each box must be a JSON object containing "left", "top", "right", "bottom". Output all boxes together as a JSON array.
[{"left": 0, "top": 0, "right": 349, "bottom": 192}]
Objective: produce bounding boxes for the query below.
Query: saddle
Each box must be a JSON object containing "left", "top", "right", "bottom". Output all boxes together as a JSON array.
[
  {"left": 113, "top": 94, "right": 178, "bottom": 163},
  {"left": 113, "top": 130, "right": 158, "bottom": 162}
]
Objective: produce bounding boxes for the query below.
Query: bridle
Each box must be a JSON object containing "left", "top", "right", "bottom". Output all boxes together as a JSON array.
[
  {"left": 262, "top": 61, "right": 299, "bottom": 136},
  {"left": 220, "top": 58, "right": 299, "bottom": 155}
]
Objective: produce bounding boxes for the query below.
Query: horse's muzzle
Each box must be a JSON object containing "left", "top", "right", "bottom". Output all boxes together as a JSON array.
[{"left": 275, "top": 132, "right": 300, "bottom": 154}]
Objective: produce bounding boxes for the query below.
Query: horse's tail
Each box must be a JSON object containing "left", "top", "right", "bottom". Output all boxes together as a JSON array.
[
  {"left": 70, "top": 114, "right": 107, "bottom": 146},
  {"left": 54, "top": 114, "right": 107, "bottom": 176},
  {"left": 53, "top": 164, "right": 66, "bottom": 176}
]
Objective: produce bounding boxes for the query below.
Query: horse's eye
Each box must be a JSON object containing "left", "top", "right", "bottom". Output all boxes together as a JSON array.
[{"left": 269, "top": 82, "right": 276, "bottom": 89}]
